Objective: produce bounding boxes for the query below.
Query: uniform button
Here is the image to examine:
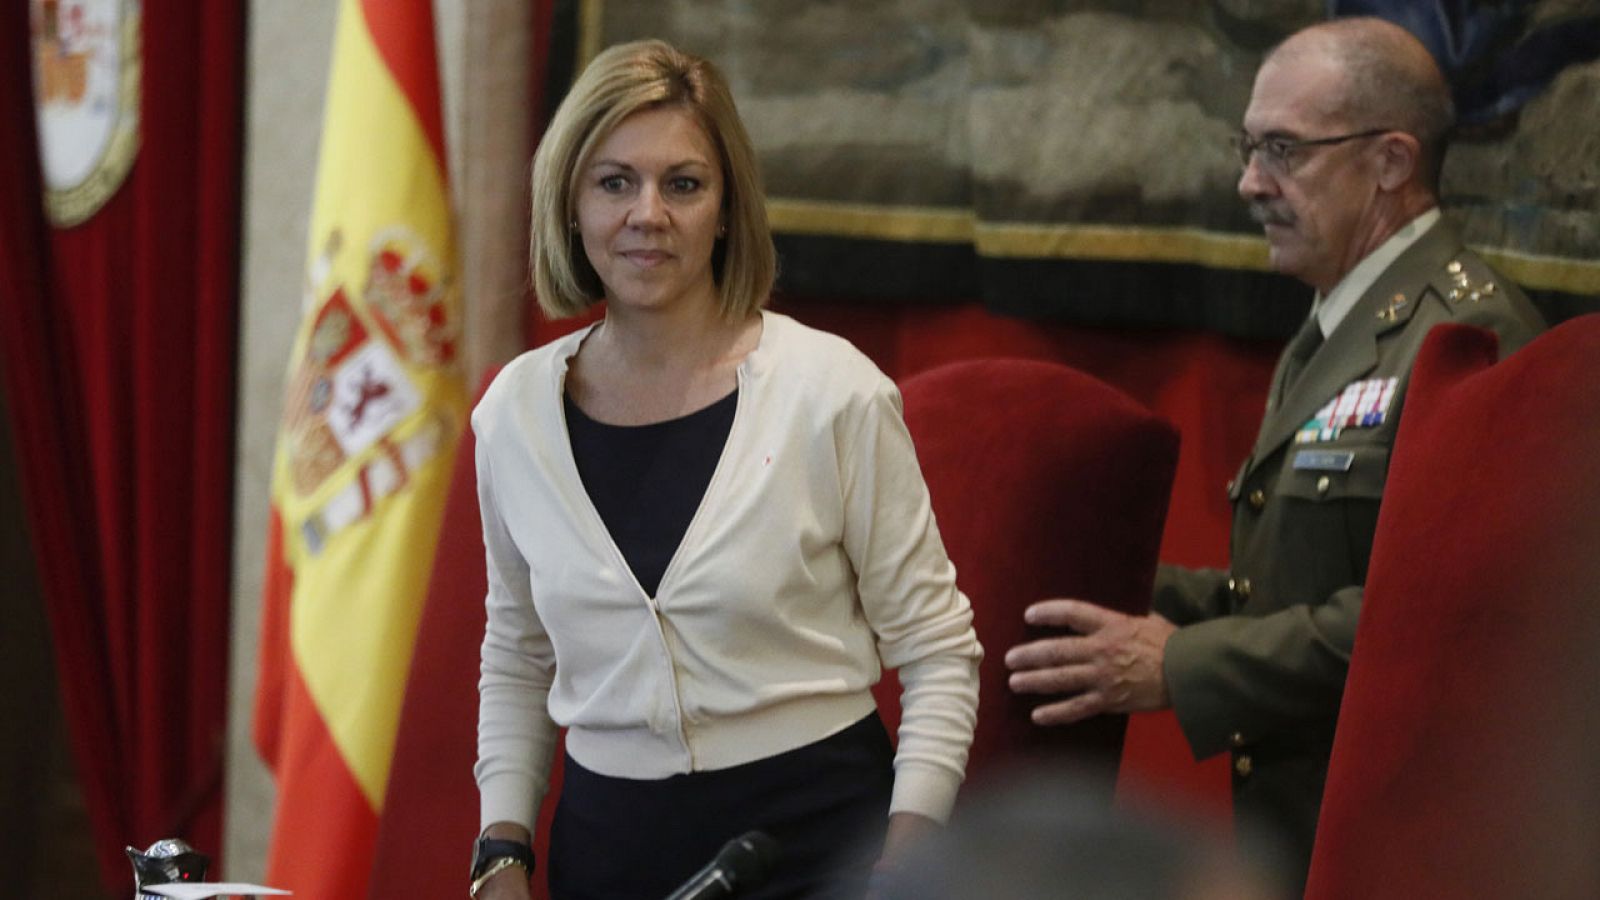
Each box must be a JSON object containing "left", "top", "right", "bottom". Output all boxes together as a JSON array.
[
  {"left": 1234, "top": 754, "right": 1253, "bottom": 778},
  {"left": 1228, "top": 577, "right": 1252, "bottom": 601},
  {"left": 1248, "top": 489, "right": 1266, "bottom": 511},
  {"left": 1230, "top": 731, "right": 1246, "bottom": 748},
  {"left": 1316, "top": 475, "right": 1331, "bottom": 496}
]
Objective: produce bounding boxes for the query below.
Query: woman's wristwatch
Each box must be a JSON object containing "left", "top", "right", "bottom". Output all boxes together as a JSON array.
[{"left": 469, "top": 836, "right": 535, "bottom": 897}]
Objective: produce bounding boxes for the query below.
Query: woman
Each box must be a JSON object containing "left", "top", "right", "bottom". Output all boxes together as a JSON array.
[{"left": 469, "top": 39, "right": 982, "bottom": 900}]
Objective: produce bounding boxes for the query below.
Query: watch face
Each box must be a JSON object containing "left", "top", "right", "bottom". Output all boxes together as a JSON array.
[{"left": 471, "top": 837, "right": 494, "bottom": 879}]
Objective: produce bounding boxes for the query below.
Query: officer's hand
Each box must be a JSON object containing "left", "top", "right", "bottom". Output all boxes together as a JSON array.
[{"left": 1003, "top": 599, "right": 1177, "bottom": 725}]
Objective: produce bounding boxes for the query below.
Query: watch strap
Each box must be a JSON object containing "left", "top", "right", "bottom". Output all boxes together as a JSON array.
[{"left": 470, "top": 835, "right": 536, "bottom": 882}]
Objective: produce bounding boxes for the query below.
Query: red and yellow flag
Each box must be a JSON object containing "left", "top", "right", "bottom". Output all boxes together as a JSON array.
[{"left": 253, "top": 1, "right": 466, "bottom": 896}]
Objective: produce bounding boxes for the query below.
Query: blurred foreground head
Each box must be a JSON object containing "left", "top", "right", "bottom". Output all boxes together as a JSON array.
[{"left": 875, "top": 768, "right": 1290, "bottom": 900}]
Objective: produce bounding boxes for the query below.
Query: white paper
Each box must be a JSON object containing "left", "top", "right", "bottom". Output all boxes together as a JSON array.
[{"left": 141, "top": 883, "right": 291, "bottom": 898}]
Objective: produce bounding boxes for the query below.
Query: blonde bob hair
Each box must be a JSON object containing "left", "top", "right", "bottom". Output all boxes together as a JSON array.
[{"left": 529, "top": 39, "right": 776, "bottom": 320}]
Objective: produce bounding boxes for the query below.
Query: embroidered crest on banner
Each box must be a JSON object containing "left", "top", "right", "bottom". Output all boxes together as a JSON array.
[
  {"left": 281, "top": 228, "right": 458, "bottom": 555},
  {"left": 364, "top": 227, "right": 460, "bottom": 367},
  {"left": 30, "top": 0, "right": 141, "bottom": 227}
]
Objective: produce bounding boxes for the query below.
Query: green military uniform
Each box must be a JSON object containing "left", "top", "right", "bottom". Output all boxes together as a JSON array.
[{"left": 1154, "top": 219, "right": 1546, "bottom": 876}]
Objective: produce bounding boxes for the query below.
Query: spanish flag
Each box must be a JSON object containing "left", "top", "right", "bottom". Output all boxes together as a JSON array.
[{"left": 253, "top": 1, "right": 467, "bottom": 896}]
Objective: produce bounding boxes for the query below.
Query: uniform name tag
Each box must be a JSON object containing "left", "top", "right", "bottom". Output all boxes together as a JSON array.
[{"left": 1293, "top": 450, "right": 1355, "bottom": 472}]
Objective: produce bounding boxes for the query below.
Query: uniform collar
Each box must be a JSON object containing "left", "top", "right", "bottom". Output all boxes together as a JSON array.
[
  {"left": 1313, "top": 207, "right": 1441, "bottom": 339},
  {"left": 1246, "top": 216, "right": 1464, "bottom": 469}
]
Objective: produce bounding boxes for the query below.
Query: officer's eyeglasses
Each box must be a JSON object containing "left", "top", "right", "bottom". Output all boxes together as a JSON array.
[{"left": 1233, "top": 128, "right": 1393, "bottom": 173}]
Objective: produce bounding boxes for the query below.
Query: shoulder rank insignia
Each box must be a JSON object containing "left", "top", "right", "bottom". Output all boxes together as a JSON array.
[
  {"left": 1377, "top": 291, "right": 1409, "bottom": 322},
  {"left": 1296, "top": 376, "right": 1398, "bottom": 443},
  {"left": 1444, "top": 258, "right": 1498, "bottom": 305}
]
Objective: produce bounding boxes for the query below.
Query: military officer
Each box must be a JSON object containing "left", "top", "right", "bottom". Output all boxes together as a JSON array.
[{"left": 1003, "top": 15, "right": 1546, "bottom": 887}]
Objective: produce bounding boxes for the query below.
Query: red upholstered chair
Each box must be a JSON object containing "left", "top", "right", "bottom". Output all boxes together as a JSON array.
[
  {"left": 885, "top": 358, "right": 1180, "bottom": 784},
  {"left": 1304, "top": 318, "right": 1600, "bottom": 900}
]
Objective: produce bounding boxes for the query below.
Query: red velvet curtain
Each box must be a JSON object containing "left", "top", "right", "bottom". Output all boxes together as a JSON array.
[{"left": 0, "top": 3, "right": 244, "bottom": 894}]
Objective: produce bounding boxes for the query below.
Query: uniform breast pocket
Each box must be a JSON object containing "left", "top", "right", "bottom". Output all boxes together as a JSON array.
[{"left": 1280, "top": 443, "right": 1389, "bottom": 577}]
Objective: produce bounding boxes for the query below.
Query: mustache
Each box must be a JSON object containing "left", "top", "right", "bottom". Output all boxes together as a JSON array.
[{"left": 1249, "top": 203, "right": 1295, "bottom": 228}]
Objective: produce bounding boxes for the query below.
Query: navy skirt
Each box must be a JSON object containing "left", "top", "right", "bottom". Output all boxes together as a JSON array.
[{"left": 547, "top": 713, "right": 894, "bottom": 900}]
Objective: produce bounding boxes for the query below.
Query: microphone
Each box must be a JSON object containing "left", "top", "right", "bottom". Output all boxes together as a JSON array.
[{"left": 662, "top": 830, "right": 780, "bottom": 900}]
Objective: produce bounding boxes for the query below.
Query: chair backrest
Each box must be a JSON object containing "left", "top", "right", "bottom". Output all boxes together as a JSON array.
[
  {"left": 885, "top": 358, "right": 1179, "bottom": 784},
  {"left": 1305, "top": 317, "right": 1600, "bottom": 899}
]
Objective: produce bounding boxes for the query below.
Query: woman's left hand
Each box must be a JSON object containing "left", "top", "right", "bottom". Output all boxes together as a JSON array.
[
  {"left": 869, "top": 812, "right": 940, "bottom": 896},
  {"left": 881, "top": 811, "right": 938, "bottom": 862}
]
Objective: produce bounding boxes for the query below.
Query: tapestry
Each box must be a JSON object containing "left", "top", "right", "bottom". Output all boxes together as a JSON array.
[{"left": 552, "top": 0, "right": 1599, "bottom": 337}]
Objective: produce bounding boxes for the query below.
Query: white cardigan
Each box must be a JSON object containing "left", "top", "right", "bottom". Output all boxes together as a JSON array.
[{"left": 473, "top": 311, "right": 982, "bottom": 831}]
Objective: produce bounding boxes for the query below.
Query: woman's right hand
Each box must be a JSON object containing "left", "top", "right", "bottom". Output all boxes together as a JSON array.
[{"left": 472, "top": 822, "right": 534, "bottom": 900}]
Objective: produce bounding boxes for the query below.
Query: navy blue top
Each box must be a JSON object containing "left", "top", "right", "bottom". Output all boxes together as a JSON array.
[{"left": 564, "top": 389, "right": 738, "bottom": 597}]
